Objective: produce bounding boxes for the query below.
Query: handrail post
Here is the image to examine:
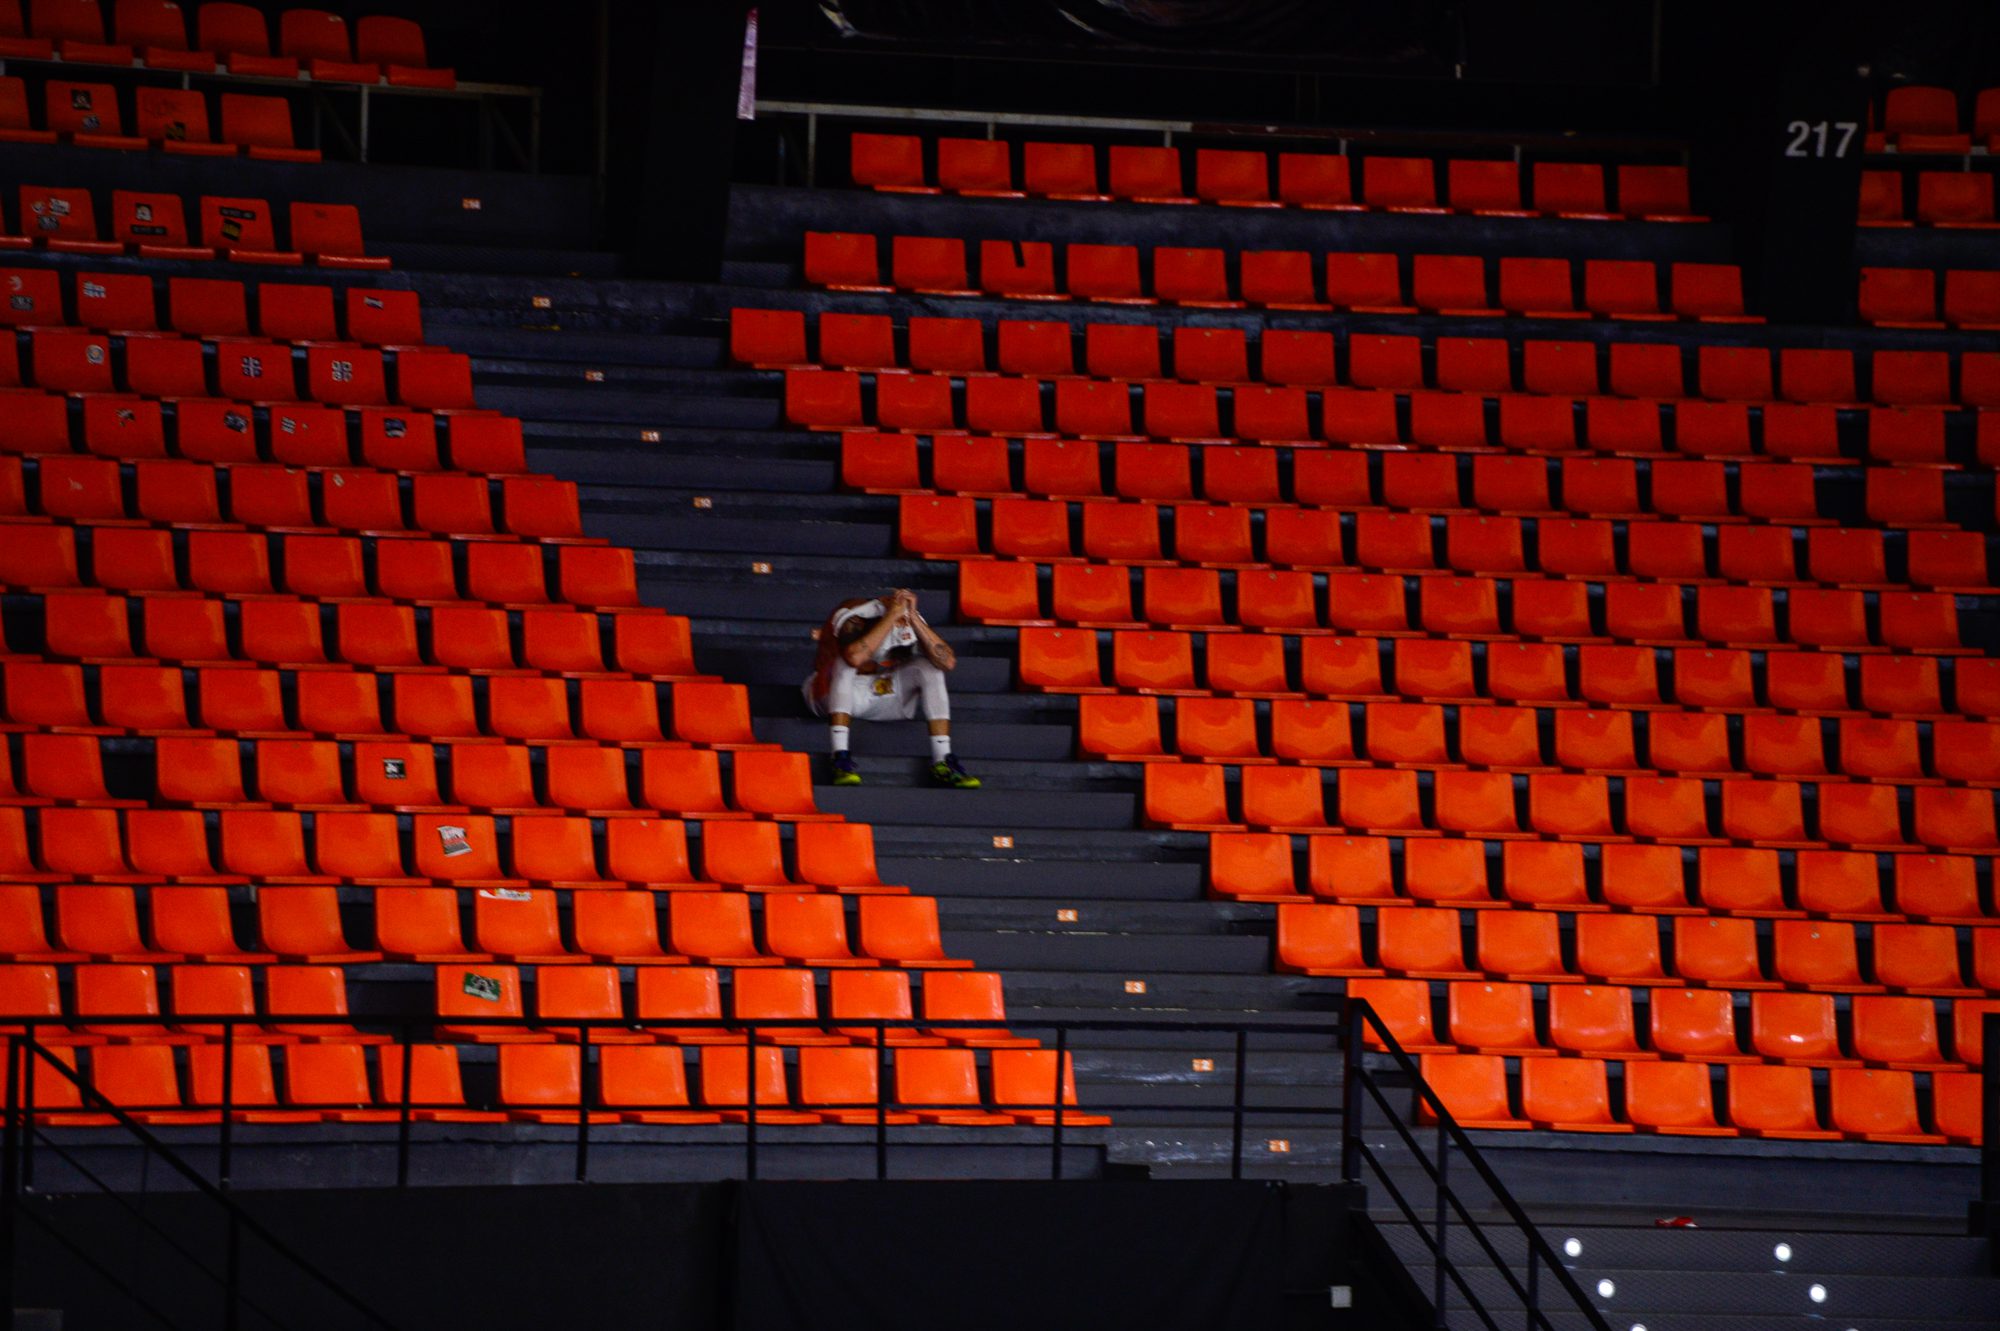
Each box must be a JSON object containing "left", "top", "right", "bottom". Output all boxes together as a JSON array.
[
  {"left": 1050, "top": 1026, "right": 1067, "bottom": 1181},
  {"left": 1341, "top": 1000, "right": 1365, "bottom": 1184},
  {"left": 219, "top": 1021, "right": 236, "bottom": 1189},
  {"left": 1525, "top": 1244, "right": 1541, "bottom": 1331},
  {"left": 1431, "top": 1118, "right": 1449, "bottom": 1330},
  {"left": 874, "top": 1022, "right": 888, "bottom": 1182},
  {"left": 222, "top": 1018, "right": 240, "bottom": 1331},
  {"left": 395, "top": 1028, "right": 415, "bottom": 1189},
  {"left": 745, "top": 1026, "right": 758, "bottom": 1182},
  {"left": 2, "top": 1031, "right": 19, "bottom": 1319},
  {"left": 1229, "top": 1027, "right": 1248, "bottom": 1181},
  {"left": 19, "top": 1023, "right": 33, "bottom": 1190},
  {"left": 574, "top": 1036, "right": 592, "bottom": 1184}
]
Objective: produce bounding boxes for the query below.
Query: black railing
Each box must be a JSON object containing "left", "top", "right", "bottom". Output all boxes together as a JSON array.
[
  {"left": 1342, "top": 998, "right": 1614, "bottom": 1331},
  {"left": 3, "top": 1008, "right": 1605, "bottom": 1331}
]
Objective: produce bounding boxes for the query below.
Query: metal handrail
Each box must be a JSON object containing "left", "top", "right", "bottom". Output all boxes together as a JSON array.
[
  {"left": 4, "top": 1007, "right": 1609, "bottom": 1330},
  {"left": 3, "top": 1032, "right": 404, "bottom": 1330},
  {"left": 1342, "top": 998, "right": 1615, "bottom": 1331}
]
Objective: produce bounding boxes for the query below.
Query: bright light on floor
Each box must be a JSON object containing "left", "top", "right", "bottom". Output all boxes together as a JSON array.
[
  {"left": 1773, "top": 1242, "right": 1793, "bottom": 1263},
  {"left": 1597, "top": 1279, "right": 1617, "bottom": 1299},
  {"left": 1809, "top": 1284, "right": 1828, "bottom": 1304},
  {"left": 1564, "top": 1237, "right": 1582, "bottom": 1258}
]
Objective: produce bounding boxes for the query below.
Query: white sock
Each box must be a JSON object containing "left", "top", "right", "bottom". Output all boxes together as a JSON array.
[
  {"left": 929, "top": 733, "right": 952, "bottom": 761},
  {"left": 830, "top": 725, "right": 850, "bottom": 755}
]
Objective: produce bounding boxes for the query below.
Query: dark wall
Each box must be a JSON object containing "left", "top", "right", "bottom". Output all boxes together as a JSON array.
[{"left": 15, "top": 1180, "right": 1373, "bottom": 1331}]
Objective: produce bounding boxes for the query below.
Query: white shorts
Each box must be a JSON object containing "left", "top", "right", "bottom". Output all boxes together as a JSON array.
[{"left": 803, "top": 659, "right": 949, "bottom": 723}]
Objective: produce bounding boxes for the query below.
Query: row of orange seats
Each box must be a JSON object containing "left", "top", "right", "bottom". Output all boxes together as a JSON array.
[
  {"left": 6, "top": 887, "right": 961, "bottom": 970},
  {"left": 0, "top": 2, "right": 450, "bottom": 86},
  {"left": 1022, "top": 628, "right": 1996, "bottom": 718},
  {"left": 0, "top": 76, "right": 317, "bottom": 158},
  {"left": 3, "top": 263, "right": 424, "bottom": 343},
  {"left": 1860, "top": 267, "right": 2000, "bottom": 330},
  {"left": 3, "top": 349, "right": 470, "bottom": 418},
  {"left": 1859, "top": 169, "right": 2000, "bottom": 227},
  {"left": 1213, "top": 833, "right": 1995, "bottom": 923},
  {"left": 1150, "top": 762, "right": 2000, "bottom": 849},
  {"left": 0, "top": 408, "right": 520, "bottom": 476},
  {"left": 14, "top": 1042, "right": 1088, "bottom": 1129},
  {"left": 10, "top": 607, "right": 687, "bottom": 686},
  {"left": 1865, "top": 85, "right": 2000, "bottom": 152},
  {"left": 910, "top": 500, "right": 1995, "bottom": 590},
  {"left": 433, "top": 965, "right": 1026, "bottom": 1043},
  {"left": 24, "top": 744, "right": 807, "bottom": 828},
  {"left": 888, "top": 444, "right": 1931, "bottom": 525},
  {"left": 6, "top": 959, "right": 364, "bottom": 1037},
  {"left": 855, "top": 439, "right": 1968, "bottom": 529},
  {"left": 966, "top": 562, "right": 1974, "bottom": 653},
  {"left": 1275, "top": 902, "right": 1997, "bottom": 994},
  {"left": 1358, "top": 976, "right": 1991, "bottom": 1071},
  {"left": 805, "top": 233, "right": 1757, "bottom": 322},
  {"left": 1084, "top": 696, "right": 2000, "bottom": 783},
  {"left": 1416, "top": 1052, "right": 1979, "bottom": 1142},
  {"left": 850, "top": 132, "right": 1698, "bottom": 220},
  {"left": 2, "top": 964, "right": 1014, "bottom": 1043},
  {"left": 0, "top": 810, "right": 913, "bottom": 893},
  {"left": 1, "top": 189, "right": 382, "bottom": 267},
  {"left": 0, "top": 663, "right": 744, "bottom": 755},
  {"left": 797, "top": 375, "right": 1983, "bottom": 467},
  {"left": 8, "top": 553, "right": 645, "bottom": 640},
  {"left": 0, "top": 460, "right": 578, "bottom": 539},
  {"left": 742, "top": 308, "right": 1999, "bottom": 410}
]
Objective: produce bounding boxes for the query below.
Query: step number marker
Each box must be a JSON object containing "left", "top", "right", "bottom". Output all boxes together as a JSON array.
[
  {"left": 584, "top": 369, "right": 604, "bottom": 382},
  {"left": 1123, "top": 980, "right": 1146, "bottom": 994},
  {"left": 751, "top": 561, "right": 772, "bottom": 574},
  {"left": 991, "top": 835, "right": 1014, "bottom": 849},
  {"left": 1191, "top": 1058, "right": 1214, "bottom": 1073},
  {"left": 531, "top": 296, "right": 551, "bottom": 309},
  {"left": 641, "top": 429, "right": 661, "bottom": 443},
  {"left": 692, "top": 496, "right": 713, "bottom": 509},
  {"left": 1266, "top": 1139, "right": 1290, "bottom": 1153},
  {"left": 1055, "top": 908, "right": 1077, "bottom": 922}
]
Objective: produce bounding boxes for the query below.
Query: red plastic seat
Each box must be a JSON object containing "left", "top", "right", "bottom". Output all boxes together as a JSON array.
[{"left": 1107, "top": 145, "right": 1192, "bottom": 204}]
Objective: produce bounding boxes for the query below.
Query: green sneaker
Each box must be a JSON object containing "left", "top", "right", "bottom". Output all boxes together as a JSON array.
[
  {"left": 930, "top": 755, "right": 981, "bottom": 789},
  {"left": 831, "top": 752, "right": 862, "bottom": 786}
]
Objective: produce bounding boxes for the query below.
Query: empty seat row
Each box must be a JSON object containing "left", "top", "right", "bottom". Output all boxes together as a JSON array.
[
  {"left": 3, "top": 881, "right": 959, "bottom": 970},
  {"left": 1864, "top": 84, "right": 2000, "bottom": 153},
  {"left": 804, "top": 233, "right": 1756, "bottom": 322},
  {"left": 799, "top": 376, "right": 1981, "bottom": 465},
  {"left": 1417, "top": 1052, "right": 1978, "bottom": 1141},
  {"left": 1153, "top": 763, "right": 2000, "bottom": 851},
  {"left": 1359, "top": 977, "right": 1993, "bottom": 1072},
  {"left": 10, "top": 1041, "right": 1083, "bottom": 1128},
  {"left": 2, "top": 736, "right": 808, "bottom": 821},
  {"left": 1084, "top": 695, "right": 2000, "bottom": 783},
  {"left": 1275, "top": 901, "right": 2000, "bottom": 994},
  {"left": 850, "top": 132, "right": 1698, "bottom": 220},
  {"left": 1, "top": 958, "right": 370, "bottom": 1038},
  {"left": 0, "top": 3, "right": 451, "bottom": 86},
  {"left": 1859, "top": 169, "right": 2000, "bottom": 227},
  {"left": 856, "top": 438, "right": 1979, "bottom": 533},
  {"left": 911, "top": 500, "right": 1995, "bottom": 590},
  {"left": 0, "top": 401, "right": 516, "bottom": 473},
  {"left": 1024, "top": 628, "right": 1998, "bottom": 718},
  {"left": 1860, "top": 267, "right": 2000, "bottom": 330},
  {"left": 967, "top": 562, "right": 1974, "bottom": 654},
  {"left": 1216, "top": 833, "right": 1997, "bottom": 925},
  {"left": 2, "top": 644, "right": 705, "bottom": 743},
  {"left": 0, "top": 465, "right": 575, "bottom": 543},
  {"left": 1, "top": 189, "right": 383, "bottom": 268},
  {"left": 0, "top": 678, "right": 749, "bottom": 769},
  {"left": 872, "top": 437, "right": 1882, "bottom": 522},
  {"left": 1, "top": 343, "right": 470, "bottom": 411},
  {"left": 743, "top": 308, "right": 2000, "bottom": 409},
  {"left": 0, "top": 812, "right": 905, "bottom": 894},
  {"left": 6, "top": 539, "right": 642, "bottom": 621},
  {"left": 0, "top": 76, "right": 317, "bottom": 159},
  {"left": 0, "top": 263, "right": 423, "bottom": 343}
]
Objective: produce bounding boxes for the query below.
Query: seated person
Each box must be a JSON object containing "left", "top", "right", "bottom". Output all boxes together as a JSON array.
[{"left": 803, "top": 589, "right": 979, "bottom": 789}]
